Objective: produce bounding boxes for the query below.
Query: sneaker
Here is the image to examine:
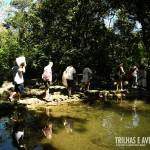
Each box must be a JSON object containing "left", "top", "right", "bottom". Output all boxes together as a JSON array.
[{"left": 8, "top": 97, "right": 14, "bottom": 102}]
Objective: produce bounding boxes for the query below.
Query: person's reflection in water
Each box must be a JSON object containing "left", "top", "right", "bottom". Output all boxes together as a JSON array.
[
  {"left": 102, "top": 113, "right": 114, "bottom": 136},
  {"left": 124, "top": 99, "right": 140, "bottom": 128},
  {"left": 42, "top": 107, "right": 53, "bottom": 139},
  {"left": 12, "top": 120, "right": 27, "bottom": 150},
  {"left": 42, "top": 123, "right": 53, "bottom": 139},
  {"left": 63, "top": 118, "right": 73, "bottom": 133},
  {"left": 132, "top": 100, "right": 139, "bottom": 127}
]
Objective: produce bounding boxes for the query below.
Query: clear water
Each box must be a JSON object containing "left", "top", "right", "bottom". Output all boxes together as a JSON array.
[{"left": 0, "top": 98, "right": 150, "bottom": 150}]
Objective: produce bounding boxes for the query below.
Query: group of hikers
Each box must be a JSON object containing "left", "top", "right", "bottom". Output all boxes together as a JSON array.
[
  {"left": 9, "top": 57, "right": 93, "bottom": 101},
  {"left": 6, "top": 58, "right": 150, "bottom": 150},
  {"left": 8, "top": 56, "right": 150, "bottom": 102},
  {"left": 113, "top": 63, "right": 149, "bottom": 91},
  {"left": 41, "top": 61, "right": 93, "bottom": 99}
]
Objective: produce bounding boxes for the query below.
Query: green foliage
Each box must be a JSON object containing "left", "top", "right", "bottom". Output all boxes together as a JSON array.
[{"left": 0, "top": 0, "right": 149, "bottom": 84}]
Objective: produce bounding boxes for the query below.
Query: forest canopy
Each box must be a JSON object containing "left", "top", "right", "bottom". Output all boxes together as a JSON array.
[{"left": 0, "top": 0, "right": 150, "bottom": 84}]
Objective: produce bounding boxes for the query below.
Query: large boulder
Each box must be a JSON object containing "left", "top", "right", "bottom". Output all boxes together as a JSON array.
[{"left": 0, "top": 82, "right": 14, "bottom": 97}]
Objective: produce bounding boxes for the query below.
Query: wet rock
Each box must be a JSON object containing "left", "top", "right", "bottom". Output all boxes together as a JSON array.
[
  {"left": 1, "top": 81, "right": 14, "bottom": 89},
  {"left": 24, "top": 88, "right": 44, "bottom": 96},
  {"left": 0, "top": 82, "right": 14, "bottom": 97},
  {"left": 18, "top": 98, "right": 45, "bottom": 106},
  {"left": 1, "top": 82, "right": 150, "bottom": 108}
]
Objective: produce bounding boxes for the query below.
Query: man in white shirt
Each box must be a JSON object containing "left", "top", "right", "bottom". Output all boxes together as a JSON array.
[
  {"left": 64, "top": 65, "right": 77, "bottom": 97},
  {"left": 9, "top": 62, "right": 26, "bottom": 101}
]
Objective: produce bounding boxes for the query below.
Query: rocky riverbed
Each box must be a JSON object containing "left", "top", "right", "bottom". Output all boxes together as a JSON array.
[{"left": 0, "top": 81, "right": 150, "bottom": 110}]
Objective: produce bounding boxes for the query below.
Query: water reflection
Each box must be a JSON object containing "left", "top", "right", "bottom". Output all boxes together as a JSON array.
[
  {"left": 102, "top": 113, "right": 116, "bottom": 138},
  {"left": 10, "top": 110, "right": 27, "bottom": 150},
  {"left": 41, "top": 107, "right": 53, "bottom": 139},
  {"left": 12, "top": 121, "right": 26, "bottom": 150},
  {"left": 0, "top": 117, "right": 11, "bottom": 142},
  {"left": 42, "top": 123, "right": 52, "bottom": 139},
  {"left": 0, "top": 99, "right": 150, "bottom": 149},
  {"left": 102, "top": 99, "right": 141, "bottom": 139},
  {"left": 132, "top": 108, "right": 139, "bottom": 127},
  {"left": 124, "top": 99, "right": 140, "bottom": 128},
  {"left": 63, "top": 118, "right": 73, "bottom": 133},
  {"left": 132, "top": 99, "right": 139, "bottom": 127}
]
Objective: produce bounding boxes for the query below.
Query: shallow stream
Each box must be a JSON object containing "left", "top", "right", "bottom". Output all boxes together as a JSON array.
[{"left": 0, "top": 97, "right": 150, "bottom": 150}]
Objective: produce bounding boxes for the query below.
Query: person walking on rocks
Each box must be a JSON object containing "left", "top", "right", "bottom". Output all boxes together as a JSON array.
[
  {"left": 64, "top": 64, "right": 77, "bottom": 97},
  {"left": 138, "top": 65, "right": 147, "bottom": 88},
  {"left": 42, "top": 61, "right": 53, "bottom": 99},
  {"left": 9, "top": 57, "right": 26, "bottom": 102},
  {"left": 131, "top": 64, "right": 139, "bottom": 88},
  {"left": 80, "top": 65, "right": 92, "bottom": 91},
  {"left": 114, "top": 63, "right": 125, "bottom": 91}
]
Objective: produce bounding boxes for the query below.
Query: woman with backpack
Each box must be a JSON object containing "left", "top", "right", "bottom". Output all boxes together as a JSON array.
[{"left": 42, "top": 61, "right": 53, "bottom": 99}]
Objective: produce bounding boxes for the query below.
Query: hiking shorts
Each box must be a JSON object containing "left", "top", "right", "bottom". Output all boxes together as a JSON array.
[
  {"left": 43, "top": 80, "right": 51, "bottom": 88},
  {"left": 15, "top": 83, "right": 24, "bottom": 93},
  {"left": 67, "top": 79, "right": 74, "bottom": 87}
]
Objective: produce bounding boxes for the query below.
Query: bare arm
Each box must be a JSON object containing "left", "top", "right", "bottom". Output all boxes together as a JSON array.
[
  {"left": 120, "top": 66, "right": 125, "bottom": 74},
  {"left": 19, "top": 66, "right": 26, "bottom": 73}
]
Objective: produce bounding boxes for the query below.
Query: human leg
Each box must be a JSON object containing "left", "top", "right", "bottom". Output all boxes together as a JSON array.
[
  {"left": 120, "top": 81, "right": 123, "bottom": 91},
  {"left": 116, "top": 81, "right": 119, "bottom": 91},
  {"left": 114, "top": 74, "right": 120, "bottom": 91},
  {"left": 9, "top": 92, "right": 16, "bottom": 101},
  {"left": 44, "top": 81, "right": 50, "bottom": 98},
  {"left": 86, "top": 81, "right": 90, "bottom": 90},
  {"left": 17, "top": 83, "right": 24, "bottom": 100},
  {"left": 80, "top": 82, "right": 85, "bottom": 91},
  {"left": 67, "top": 86, "right": 72, "bottom": 96},
  {"left": 9, "top": 84, "right": 19, "bottom": 101},
  {"left": 67, "top": 79, "right": 74, "bottom": 96},
  {"left": 45, "top": 89, "right": 49, "bottom": 97},
  {"left": 18, "top": 93, "right": 21, "bottom": 100},
  {"left": 133, "top": 76, "right": 138, "bottom": 88}
]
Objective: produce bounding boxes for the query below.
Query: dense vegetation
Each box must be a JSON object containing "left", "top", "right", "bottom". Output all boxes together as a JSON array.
[{"left": 0, "top": 0, "right": 150, "bottom": 85}]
